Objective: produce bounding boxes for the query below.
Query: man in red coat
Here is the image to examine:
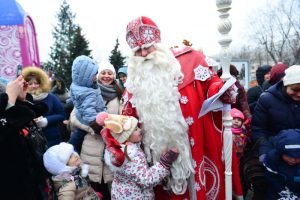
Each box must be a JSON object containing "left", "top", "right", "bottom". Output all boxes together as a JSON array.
[{"left": 122, "top": 16, "right": 243, "bottom": 200}]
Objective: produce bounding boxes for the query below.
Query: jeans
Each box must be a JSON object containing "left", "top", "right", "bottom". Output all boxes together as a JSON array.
[{"left": 68, "top": 128, "right": 86, "bottom": 153}]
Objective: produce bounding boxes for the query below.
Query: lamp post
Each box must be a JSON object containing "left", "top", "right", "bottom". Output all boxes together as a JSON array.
[{"left": 216, "top": 0, "right": 233, "bottom": 199}]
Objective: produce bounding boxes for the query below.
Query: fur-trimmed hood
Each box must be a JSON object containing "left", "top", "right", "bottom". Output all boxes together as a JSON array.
[{"left": 22, "top": 66, "right": 51, "bottom": 93}]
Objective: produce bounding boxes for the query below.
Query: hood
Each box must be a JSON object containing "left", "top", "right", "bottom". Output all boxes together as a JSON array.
[
  {"left": 22, "top": 66, "right": 51, "bottom": 93},
  {"left": 256, "top": 65, "right": 271, "bottom": 86},
  {"left": 71, "top": 55, "right": 98, "bottom": 87},
  {"left": 274, "top": 129, "right": 300, "bottom": 158}
]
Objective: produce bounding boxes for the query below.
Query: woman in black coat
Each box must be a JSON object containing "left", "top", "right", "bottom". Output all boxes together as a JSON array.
[{"left": 0, "top": 76, "right": 48, "bottom": 200}]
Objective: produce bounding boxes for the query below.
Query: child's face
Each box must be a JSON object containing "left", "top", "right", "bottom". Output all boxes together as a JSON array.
[
  {"left": 127, "top": 127, "right": 143, "bottom": 143},
  {"left": 67, "top": 153, "right": 82, "bottom": 167},
  {"left": 282, "top": 154, "right": 300, "bottom": 166},
  {"left": 232, "top": 117, "right": 243, "bottom": 128}
]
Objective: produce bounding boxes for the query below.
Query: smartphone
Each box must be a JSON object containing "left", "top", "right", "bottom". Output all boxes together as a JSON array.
[{"left": 17, "top": 64, "right": 22, "bottom": 76}]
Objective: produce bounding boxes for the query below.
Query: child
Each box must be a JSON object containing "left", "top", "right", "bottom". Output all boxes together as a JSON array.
[
  {"left": 96, "top": 112, "right": 179, "bottom": 200},
  {"left": 43, "top": 142, "right": 102, "bottom": 199},
  {"left": 230, "top": 108, "right": 248, "bottom": 158},
  {"left": 263, "top": 129, "right": 300, "bottom": 199},
  {"left": 68, "top": 55, "right": 105, "bottom": 152}
]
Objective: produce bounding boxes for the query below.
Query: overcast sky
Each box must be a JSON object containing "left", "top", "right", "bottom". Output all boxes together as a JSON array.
[{"left": 16, "top": 0, "right": 273, "bottom": 63}]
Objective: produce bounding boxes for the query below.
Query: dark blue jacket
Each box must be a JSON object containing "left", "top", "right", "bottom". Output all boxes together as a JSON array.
[
  {"left": 34, "top": 93, "right": 65, "bottom": 147},
  {"left": 251, "top": 81, "right": 300, "bottom": 156},
  {"left": 263, "top": 129, "right": 300, "bottom": 199}
]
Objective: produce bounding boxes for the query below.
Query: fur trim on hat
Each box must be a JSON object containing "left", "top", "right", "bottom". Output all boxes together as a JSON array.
[
  {"left": 22, "top": 66, "right": 51, "bottom": 93},
  {"left": 283, "top": 65, "right": 300, "bottom": 86},
  {"left": 43, "top": 142, "right": 76, "bottom": 176}
]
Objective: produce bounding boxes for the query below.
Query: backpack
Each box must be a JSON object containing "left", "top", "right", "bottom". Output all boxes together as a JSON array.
[{"left": 239, "top": 138, "right": 267, "bottom": 200}]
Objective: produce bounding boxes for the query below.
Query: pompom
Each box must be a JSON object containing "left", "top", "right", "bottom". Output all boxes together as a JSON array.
[{"left": 96, "top": 112, "right": 109, "bottom": 125}]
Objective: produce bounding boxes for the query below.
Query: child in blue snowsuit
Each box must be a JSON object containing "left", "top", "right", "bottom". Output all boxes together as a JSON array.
[{"left": 263, "top": 129, "right": 300, "bottom": 199}]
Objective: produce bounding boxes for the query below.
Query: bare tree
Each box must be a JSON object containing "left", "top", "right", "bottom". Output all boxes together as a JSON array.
[{"left": 248, "top": 0, "right": 300, "bottom": 65}]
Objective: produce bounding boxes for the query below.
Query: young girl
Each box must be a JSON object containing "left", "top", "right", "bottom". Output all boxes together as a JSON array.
[
  {"left": 96, "top": 112, "right": 179, "bottom": 200},
  {"left": 43, "top": 142, "right": 101, "bottom": 199},
  {"left": 230, "top": 108, "right": 248, "bottom": 158}
]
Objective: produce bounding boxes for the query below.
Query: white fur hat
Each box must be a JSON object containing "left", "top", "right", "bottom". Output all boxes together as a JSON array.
[
  {"left": 283, "top": 65, "right": 300, "bottom": 86},
  {"left": 97, "top": 60, "right": 116, "bottom": 80},
  {"left": 43, "top": 142, "right": 76, "bottom": 175}
]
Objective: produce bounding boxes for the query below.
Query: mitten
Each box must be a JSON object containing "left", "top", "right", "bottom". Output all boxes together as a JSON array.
[
  {"left": 101, "top": 128, "right": 125, "bottom": 167},
  {"left": 159, "top": 148, "right": 179, "bottom": 170},
  {"left": 89, "top": 120, "right": 103, "bottom": 134},
  {"left": 35, "top": 117, "right": 48, "bottom": 128},
  {"left": 220, "top": 84, "right": 238, "bottom": 104}
]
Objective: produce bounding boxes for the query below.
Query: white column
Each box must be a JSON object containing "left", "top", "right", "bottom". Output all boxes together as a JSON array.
[{"left": 216, "top": 0, "right": 233, "bottom": 199}]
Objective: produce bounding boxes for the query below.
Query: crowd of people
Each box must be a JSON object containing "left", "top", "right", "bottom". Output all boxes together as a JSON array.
[{"left": 0, "top": 16, "right": 300, "bottom": 200}]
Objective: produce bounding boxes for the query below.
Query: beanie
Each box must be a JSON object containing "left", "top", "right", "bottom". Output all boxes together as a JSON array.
[
  {"left": 230, "top": 108, "right": 244, "bottom": 121},
  {"left": 283, "top": 65, "right": 300, "bottom": 86},
  {"left": 97, "top": 60, "right": 116, "bottom": 80},
  {"left": 275, "top": 129, "right": 300, "bottom": 158},
  {"left": 43, "top": 142, "right": 77, "bottom": 175},
  {"left": 256, "top": 65, "right": 271, "bottom": 86},
  {"left": 96, "top": 112, "right": 138, "bottom": 144},
  {"left": 269, "top": 63, "right": 288, "bottom": 85}
]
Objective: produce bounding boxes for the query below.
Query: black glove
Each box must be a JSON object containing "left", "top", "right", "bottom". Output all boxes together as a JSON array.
[
  {"left": 89, "top": 120, "right": 103, "bottom": 134},
  {"left": 159, "top": 149, "right": 179, "bottom": 170}
]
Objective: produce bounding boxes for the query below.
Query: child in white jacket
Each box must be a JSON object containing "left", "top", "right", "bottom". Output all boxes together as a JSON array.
[
  {"left": 96, "top": 112, "right": 179, "bottom": 200},
  {"left": 43, "top": 142, "right": 101, "bottom": 200}
]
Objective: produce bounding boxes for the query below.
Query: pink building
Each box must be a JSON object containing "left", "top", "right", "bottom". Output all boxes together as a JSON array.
[{"left": 0, "top": 0, "right": 40, "bottom": 81}]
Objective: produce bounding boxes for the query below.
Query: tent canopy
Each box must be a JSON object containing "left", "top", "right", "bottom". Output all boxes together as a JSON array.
[{"left": 0, "top": 0, "right": 25, "bottom": 25}]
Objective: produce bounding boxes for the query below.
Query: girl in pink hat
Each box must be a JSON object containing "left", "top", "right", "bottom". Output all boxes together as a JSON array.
[{"left": 230, "top": 108, "right": 249, "bottom": 158}]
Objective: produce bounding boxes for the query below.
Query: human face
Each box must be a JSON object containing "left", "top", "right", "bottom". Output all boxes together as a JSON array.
[
  {"left": 99, "top": 70, "right": 114, "bottom": 85},
  {"left": 232, "top": 117, "right": 243, "bottom": 128},
  {"left": 286, "top": 83, "right": 300, "bottom": 101},
  {"left": 264, "top": 72, "right": 271, "bottom": 81},
  {"left": 119, "top": 73, "right": 127, "bottom": 84},
  {"left": 134, "top": 45, "right": 156, "bottom": 57},
  {"left": 282, "top": 154, "right": 300, "bottom": 166},
  {"left": 127, "top": 127, "right": 143, "bottom": 143},
  {"left": 67, "top": 153, "right": 82, "bottom": 167},
  {"left": 27, "top": 78, "right": 40, "bottom": 92}
]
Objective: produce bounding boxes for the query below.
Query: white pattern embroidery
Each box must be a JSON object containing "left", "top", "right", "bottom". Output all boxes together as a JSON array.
[
  {"left": 278, "top": 187, "right": 298, "bottom": 200},
  {"left": 192, "top": 159, "right": 197, "bottom": 169},
  {"left": 185, "top": 116, "right": 194, "bottom": 126},
  {"left": 194, "top": 65, "right": 211, "bottom": 81},
  {"left": 194, "top": 182, "right": 201, "bottom": 191},
  {"left": 0, "top": 118, "right": 7, "bottom": 126},
  {"left": 190, "top": 137, "right": 195, "bottom": 147},
  {"left": 180, "top": 96, "right": 188, "bottom": 104}
]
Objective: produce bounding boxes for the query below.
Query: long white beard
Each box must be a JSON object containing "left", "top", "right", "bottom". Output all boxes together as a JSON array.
[{"left": 126, "top": 44, "right": 194, "bottom": 194}]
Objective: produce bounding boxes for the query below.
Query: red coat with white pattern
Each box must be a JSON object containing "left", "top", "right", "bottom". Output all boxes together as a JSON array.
[{"left": 122, "top": 47, "right": 243, "bottom": 200}]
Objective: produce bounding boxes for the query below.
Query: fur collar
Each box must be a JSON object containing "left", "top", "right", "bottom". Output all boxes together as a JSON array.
[{"left": 22, "top": 67, "right": 51, "bottom": 93}]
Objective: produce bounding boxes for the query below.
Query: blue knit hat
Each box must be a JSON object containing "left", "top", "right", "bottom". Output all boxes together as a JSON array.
[
  {"left": 117, "top": 66, "right": 128, "bottom": 76},
  {"left": 275, "top": 129, "right": 300, "bottom": 158}
]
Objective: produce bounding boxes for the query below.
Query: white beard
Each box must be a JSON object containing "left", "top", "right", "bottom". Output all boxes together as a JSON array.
[{"left": 126, "top": 44, "right": 194, "bottom": 195}]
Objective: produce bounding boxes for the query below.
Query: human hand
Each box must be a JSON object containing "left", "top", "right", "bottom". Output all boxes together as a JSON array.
[
  {"left": 34, "top": 116, "right": 48, "bottom": 128},
  {"left": 220, "top": 84, "right": 238, "bottom": 104},
  {"left": 159, "top": 147, "right": 179, "bottom": 170},
  {"left": 6, "top": 75, "right": 26, "bottom": 105}
]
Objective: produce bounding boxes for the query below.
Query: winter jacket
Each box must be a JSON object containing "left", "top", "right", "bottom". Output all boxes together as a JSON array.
[
  {"left": 33, "top": 93, "right": 65, "bottom": 147},
  {"left": 263, "top": 129, "right": 300, "bottom": 199},
  {"left": 0, "top": 93, "right": 48, "bottom": 200},
  {"left": 105, "top": 143, "right": 169, "bottom": 200},
  {"left": 52, "top": 170, "right": 99, "bottom": 200},
  {"left": 251, "top": 81, "right": 300, "bottom": 156},
  {"left": 70, "top": 56, "right": 105, "bottom": 125}
]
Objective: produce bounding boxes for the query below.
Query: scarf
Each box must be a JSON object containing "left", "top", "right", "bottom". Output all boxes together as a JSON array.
[
  {"left": 231, "top": 127, "right": 243, "bottom": 135},
  {"left": 98, "top": 83, "right": 117, "bottom": 102},
  {"left": 32, "top": 92, "right": 48, "bottom": 101}
]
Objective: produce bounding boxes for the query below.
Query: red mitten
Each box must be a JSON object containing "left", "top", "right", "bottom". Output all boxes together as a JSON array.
[
  {"left": 220, "top": 84, "right": 238, "bottom": 104},
  {"left": 96, "top": 112, "right": 109, "bottom": 126},
  {"left": 101, "top": 128, "right": 125, "bottom": 167}
]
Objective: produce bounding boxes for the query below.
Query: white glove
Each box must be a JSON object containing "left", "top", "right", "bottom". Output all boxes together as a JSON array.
[
  {"left": 35, "top": 117, "right": 48, "bottom": 128},
  {"left": 81, "top": 164, "right": 89, "bottom": 177}
]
